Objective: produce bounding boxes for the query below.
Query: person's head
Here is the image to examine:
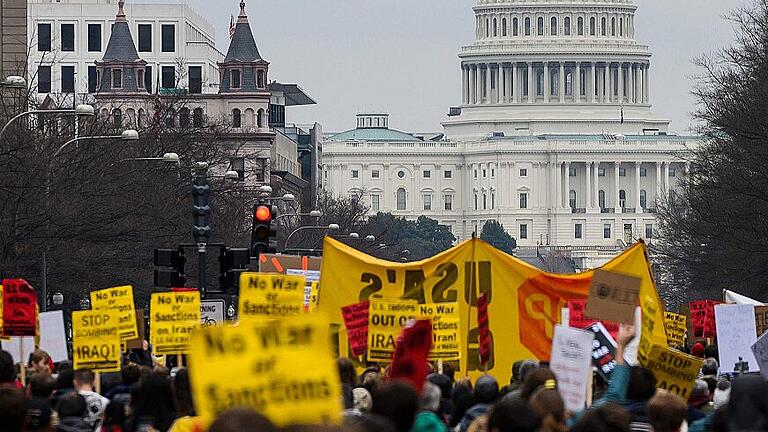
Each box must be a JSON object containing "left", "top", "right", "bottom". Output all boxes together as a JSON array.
[
  {"left": 691, "top": 342, "right": 705, "bottom": 358},
  {"left": 0, "top": 350, "right": 17, "bottom": 383},
  {"left": 648, "top": 391, "right": 688, "bottom": 432},
  {"left": 518, "top": 361, "right": 538, "bottom": 384},
  {"left": 441, "top": 362, "right": 456, "bottom": 381},
  {"left": 529, "top": 387, "right": 566, "bottom": 432},
  {"left": 27, "top": 372, "right": 56, "bottom": 399},
  {"left": 520, "top": 368, "right": 556, "bottom": 400},
  {"left": 208, "top": 407, "right": 277, "bottom": 432},
  {"left": 372, "top": 381, "right": 419, "bottom": 432},
  {"left": 132, "top": 371, "right": 176, "bottom": 432},
  {"left": 703, "top": 345, "right": 718, "bottom": 362},
  {"left": 511, "top": 360, "right": 524, "bottom": 384},
  {"left": 570, "top": 403, "right": 631, "bottom": 432},
  {"left": 101, "top": 401, "right": 126, "bottom": 430},
  {"left": 626, "top": 366, "right": 657, "bottom": 401},
  {"left": 689, "top": 379, "right": 710, "bottom": 406},
  {"left": 0, "top": 387, "right": 26, "bottom": 432},
  {"left": 487, "top": 398, "right": 540, "bottom": 432},
  {"left": 55, "top": 392, "right": 87, "bottom": 418},
  {"left": 27, "top": 350, "right": 51, "bottom": 375},
  {"left": 701, "top": 358, "right": 718, "bottom": 376},
  {"left": 55, "top": 367, "right": 74, "bottom": 391},
  {"left": 353, "top": 414, "right": 399, "bottom": 432},
  {"left": 120, "top": 364, "right": 141, "bottom": 386},
  {"left": 72, "top": 369, "right": 95, "bottom": 391},
  {"left": 474, "top": 374, "right": 499, "bottom": 404},
  {"left": 25, "top": 396, "right": 53, "bottom": 432},
  {"left": 353, "top": 387, "right": 373, "bottom": 413},
  {"left": 337, "top": 358, "right": 357, "bottom": 387},
  {"left": 172, "top": 367, "right": 194, "bottom": 417},
  {"left": 360, "top": 368, "right": 382, "bottom": 394},
  {"left": 727, "top": 374, "right": 768, "bottom": 431},
  {"left": 712, "top": 379, "right": 731, "bottom": 410},
  {"left": 419, "top": 382, "right": 442, "bottom": 412},
  {"left": 427, "top": 373, "right": 452, "bottom": 399}
]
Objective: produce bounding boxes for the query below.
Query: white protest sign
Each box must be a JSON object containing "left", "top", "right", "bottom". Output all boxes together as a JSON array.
[
  {"left": 622, "top": 307, "right": 641, "bottom": 366},
  {"left": 39, "top": 311, "right": 68, "bottom": 362},
  {"left": 715, "top": 304, "right": 760, "bottom": 372},
  {"left": 1, "top": 337, "right": 35, "bottom": 364},
  {"left": 724, "top": 290, "right": 764, "bottom": 306},
  {"left": 549, "top": 325, "right": 595, "bottom": 412},
  {"left": 751, "top": 331, "right": 768, "bottom": 380}
]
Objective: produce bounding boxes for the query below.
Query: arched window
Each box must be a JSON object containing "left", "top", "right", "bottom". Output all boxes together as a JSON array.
[
  {"left": 493, "top": 18, "right": 497, "bottom": 37},
  {"left": 550, "top": 17, "right": 558, "bottom": 36},
  {"left": 640, "top": 190, "right": 647, "bottom": 209},
  {"left": 599, "top": 190, "right": 606, "bottom": 209},
  {"left": 601, "top": 17, "right": 607, "bottom": 36},
  {"left": 564, "top": 17, "right": 571, "bottom": 36},
  {"left": 396, "top": 188, "right": 407, "bottom": 210},
  {"left": 537, "top": 17, "right": 544, "bottom": 36},
  {"left": 112, "top": 108, "right": 122, "bottom": 127},
  {"left": 232, "top": 108, "right": 241, "bottom": 128},
  {"left": 550, "top": 68, "right": 558, "bottom": 95},
  {"left": 565, "top": 71, "right": 573, "bottom": 95},
  {"left": 486, "top": 18, "right": 490, "bottom": 37},
  {"left": 590, "top": 17, "right": 596, "bottom": 36},
  {"left": 569, "top": 190, "right": 577, "bottom": 209},
  {"left": 619, "top": 190, "right": 626, "bottom": 208},
  {"left": 126, "top": 108, "right": 136, "bottom": 127},
  {"left": 536, "top": 70, "right": 544, "bottom": 96},
  {"left": 611, "top": 17, "right": 616, "bottom": 36},
  {"left": 138, "top": 108, "right": 145, "bottom": 128},
  {"left": 577, "top": 17, "right": 584, "bottom": 35},
  {"left": 513, "top": 17, "right": 519, "bottom": 36},
  {"left": 524, "top": 17, "right": 531, "bottom": 36},
  {"left": 257, "top": 70, "right": 265, "bottom": 88},
  {"left": 620, "top": 17, "right": 624, "bottom": 36},
  {"left": 244, "top": 108, "right": 255, "bottom": 127},
  {"left": 483, "top": 193, "right": 487, "bottom": 210},
  {"left": 179, "top": 108, "right": 190, "bottom": 128},
  {"left": 193, "top": 108, "right": 204, "bottom": 127},
  {"left": 257, "top": 108, "right": 265, "bottom": 128},
  {"left": 474, "top": 193, "right": 478, "bottom": 210},
  {"left": 502, "top": 18, "right": 507, "bottom": 36}
]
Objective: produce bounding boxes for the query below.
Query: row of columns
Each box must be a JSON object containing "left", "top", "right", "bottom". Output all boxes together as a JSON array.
[
  {"left": 475, "top": 12, "right": 636, "bottom": 40},
  {"left": 461, "top": 61, "right": 650, "bottom": 106}
]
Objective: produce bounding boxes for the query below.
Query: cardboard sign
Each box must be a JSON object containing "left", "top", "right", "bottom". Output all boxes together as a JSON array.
[
  {"left": 238, "top": 273, "right": 306, "bottom": 319},
  {"left": 715, "top": 304, "right": 760, "bottom": 372},
  {"left": 125, "top": 309, "right": 146, "bottom": 350},
  {"left": 1, "top": 279, "right": 37, "bottom": 336},
  {"left": 585, "top": 270, "right": 641, "bottom": 324},
  {"left": 150, "top": 291, "right": 201, "bottom": 355},
  {"left": 549, "top": 325, "right": 595, "bottom": 412},
  {"left": 690, "top": 300, "right": 719, "bottom": 339},
  {"left": 751, "top": 330, "right": 768, "bottom": 380},
  {"left": 664, "top": 311, "right": 687, "bottom": 348},
  {"left": 90, "top": 285, "right": 138, "bottom": 341},
  {"left": 341, "top": 301, "right": 369, "bottom": 357},
  {"left": 645, "top": 345, "right": 702, "bottom": 398},
  {"left": 72, "top": 310, "right": 121, "bottom": 372},
  {"left": 367, "top": 298, "right": 419, "bottom": 362},
  {"left": 567, "top": 299, "right": 619, "bottom": 339},
  {"left": 39, "top": 311, "right": 68, "bottom": 362},
  {"left": 755, "top": 306, "right": 768, "bottom": 338},
  {"left": 188, "top": 315, "right": 342, "bottom": 427},
  {"left": 587, "top": 322, "right": 618, "bottom": 380},
  {"left": 259, "top": 254, "right": 322, "bottom": 274}
]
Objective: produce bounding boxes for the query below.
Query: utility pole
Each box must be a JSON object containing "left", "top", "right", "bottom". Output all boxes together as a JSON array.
[{"left": 191, "top": 162, "right": 211, "bottom": 296}]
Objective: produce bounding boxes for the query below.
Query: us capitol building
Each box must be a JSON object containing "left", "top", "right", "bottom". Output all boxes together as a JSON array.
[{"left": 323, "top": 0, "right": 696, "bottom": 263}]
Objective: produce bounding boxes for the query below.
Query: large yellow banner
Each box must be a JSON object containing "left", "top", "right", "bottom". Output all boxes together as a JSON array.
[{"left": 318, "top": 237, "right": 667, "bottom": 383}]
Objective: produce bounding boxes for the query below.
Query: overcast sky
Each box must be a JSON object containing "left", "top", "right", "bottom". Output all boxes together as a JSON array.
[{"left": 169, "top": 0, "right": 748, "bottom": 134}]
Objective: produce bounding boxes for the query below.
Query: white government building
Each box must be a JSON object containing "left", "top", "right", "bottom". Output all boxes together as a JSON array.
[{"left": 323, "top": 0, "right": 696, "bottom": 257}]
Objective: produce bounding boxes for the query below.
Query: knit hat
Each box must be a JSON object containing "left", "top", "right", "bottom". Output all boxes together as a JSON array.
[{"left": 692, "top": 342, "right": 706, "bottom": 358}]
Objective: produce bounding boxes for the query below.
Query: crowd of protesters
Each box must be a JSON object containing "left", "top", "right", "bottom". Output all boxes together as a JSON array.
[{"left": 1, "top": 324, "right": 767, "bottom": 432}]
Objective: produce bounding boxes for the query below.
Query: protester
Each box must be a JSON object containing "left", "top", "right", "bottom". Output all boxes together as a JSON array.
[
  {"left": 691, "top": 342, "right": 706, "bottom": 358},
  {"left": 372, "top": 381, "right": 419, "bottom": 432},
  {"left": 412, "top": 382, "right": 446, "bottom": 432},
  {"left": 73, "top": 368, "right": 110, "bottom": 431},
  {"left": 56, "top": 392, "right": 91, "bottom": 432},
  {"left": 100, "top": 401, "right": 126, "bottom": 432},
  {"left": 123, "top": 372, "right": 176, "bottom": 432},
  {"left": 518, "top": 368, "right": 556, "bottom": 400},
  {"left": 51, "top": 363, "right": 75, "bottom": 408},
  {"left": 570, "top": 403, "right": 631, "bottom": 432},
  {"left": 104, "top": 364, "right": 140, "bottom": 407},
  {"left": 622, "top": 367, "right": 656, "bottom": 432},
  {"left": 207, "top": 407, "right": 277, "bottom": 432},
  {"left": 28, "top": 350, "right": 53, "bottom": 376},
  {"left": 0, "top": 387, "right": 27, "bottom": 432},
  {"left": 648, "top": 391, "right": 688, "bottom": 432},
  {"left": 687, "top": 379, "right": 711, "bottom": 421},
  {"left": 25, "top": 395, "right": 54, "bottom": 432},
  {"left": 168, "top": 368, "right": 201, "bottom": 432},
  {"left": 486, "top": 398, "right": 539, "bottom": 432},
  {"left": 726, "top": 375, "right": 768, "bottom": 431},
  {"left": 529, "top": 385, "right": 566, "bottom": 432},
  {"left": 712, "top": 379, "right": 731, "bottom": 410},
  {"left": 427, "top": 373, "right": 455, "bottom": 425},
  {"left": 0, "top": 349, "right": 21, "bottom": 388},
  {"left": 502, "top": 360, "right": 538, "bottom": 400},
  {"left": 451, "top": 378, "right": 475, "bottom": 428},
  {"left": 28, "top": 372, "right": 56, "bottom": 400},
  {"left": 700, "top": 358, "right": 719, "bottom": 395},
  {"left": 457, "top": 375, "right": 499, "bottom": 432}
]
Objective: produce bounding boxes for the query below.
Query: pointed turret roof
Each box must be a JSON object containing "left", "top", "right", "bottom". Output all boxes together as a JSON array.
[
  {"left": 103, "top": 1, "right": 141, "bottom": 62},
  {"left": 224, "top": 1, "right": 262, "bottom": 62}
]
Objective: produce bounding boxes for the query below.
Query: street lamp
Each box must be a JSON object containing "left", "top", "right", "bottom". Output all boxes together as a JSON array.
[
  {"left": 52, "top": 292, "right": 64, "bottom": 308},
  {"left": 284, "top": 223, "right": 339, "bottom": 250},
  {"left": 52, "top": 129, "right": 139, "bottom": 159},
  {"left": 0, "top": 104, "right": 95, "bottom": 143},
  {"left": 0, "top": 75, "right": 26, "bottom": 89}
]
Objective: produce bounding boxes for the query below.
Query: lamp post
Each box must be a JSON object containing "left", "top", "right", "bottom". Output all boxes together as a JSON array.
[
  {"left": 0, "top": 104, "right": 95, "bottom": 143},
  {"left": 284, "top": 224, "right": 339, "bottom": 251}
]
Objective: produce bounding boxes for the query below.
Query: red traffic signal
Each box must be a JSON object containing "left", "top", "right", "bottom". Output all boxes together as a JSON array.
[{"left": 255, "top": 205, "right": 272, "bottom": 222}]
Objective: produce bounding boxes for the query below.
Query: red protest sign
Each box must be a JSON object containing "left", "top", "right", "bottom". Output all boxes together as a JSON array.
[
  {"left": 567, "top": 299, "right": 619, "bottom": 339},
  {"left": 341, "top": 301, "right": 369, "bottom": 357},
  {"left": 2, "top": 279, "right": 38, "bottom": 337},
  {"left": 690, "top": 300, "right": 720, "bottom": 339}
]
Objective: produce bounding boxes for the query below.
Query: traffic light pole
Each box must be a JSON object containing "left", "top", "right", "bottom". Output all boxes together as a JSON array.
[{"left": 191, "top": 162, "right": 211, "bottom": 297}]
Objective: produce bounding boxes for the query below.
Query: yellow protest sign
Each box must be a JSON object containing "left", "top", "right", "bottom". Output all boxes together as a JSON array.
[
  {"left": 150, "top": 291, "right": 201, "bottom": 355},
  {"left": 72, "top": 310, "right": 121, "bottom": 372},
  {"left": 90, "top": 285, "right": 138, "bottom": 341},
  {"left": 664, "top": 311, "right": 687, "bottom": 348},
  {"left": 318, "top": 237, "right": 667, "bottom": 383},
  {"left": 645, "top": 345, "right": 703, "bottom": 398},
  {"left": 421, "top": 302, "right": 461, "bottom": 361},
  {"left": 238, "top": 273, "right": 306, "bottom": 319},
  {"left": 306, "top": 282, "right": 320, "bottom": 313},
  {"left": 367, "top": 298, "right": 419, "bottom": 361},
  {"left": 188, "top": 315, "right": 342, "bottom": 427}
]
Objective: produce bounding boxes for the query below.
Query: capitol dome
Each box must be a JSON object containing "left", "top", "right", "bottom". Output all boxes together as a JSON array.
[{"left": 443, "top": 0, "right": 670, "bottom": 139}]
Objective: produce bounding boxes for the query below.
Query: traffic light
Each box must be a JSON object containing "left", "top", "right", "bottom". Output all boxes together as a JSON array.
[
  {"left": 191, "top": 176, "right": 211, "bottom": 243},
  {"left": 217, "top": 247, "right": 250, "bottom": 294},
  {"left": 251, "top": 203, "right": 277, "bottom": 257},
  {"left": 153, "top": 248, "right": 186, "bottom": 287}
]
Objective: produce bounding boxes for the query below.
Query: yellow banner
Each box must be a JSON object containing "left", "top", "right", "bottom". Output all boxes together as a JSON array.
[
  {"left": 367, "top": 298, "right": 419, "bottom": 361},
  {"left": 645, "top": 345, "right": 703, "bottom": 398},
  {"left": 238, "top": 273, "right": 306, "bottom": 319},
  {"left": 90, "top": 285, "right": 138, "bottom": 341},
  {"left": 72, "top": 310, "right": 121, "bottom": 372},
  {"left": 318, "top": 237, "right": 667, "bottom": 383},
  {"left": 188, "top": 315, "right": 342, "bottom": 427},
  {"left": 664, "top": 311, "right": 687, "bottom": 348},
  {"left": 150, "top": 291, "right": 201, "bottom": 355}
]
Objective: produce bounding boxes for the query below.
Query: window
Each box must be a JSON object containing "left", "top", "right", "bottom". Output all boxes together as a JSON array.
[
  {"left": 444, "top": 194, "right": 453, "bottom": 211},
  {"left": 38, "top": 23, "right": 51, "bottom": 51},
  {"left": 604, "top": 223, "right": 612, "bottom": 239},
  {"left": 569, "top": 190, "right": 577, "bottom": 209},
  {"left": 351, "top": 170, "right": 359, "bottom": 179},
  {"left": 230, "top": 157, "right": 245, "bottom": 180},
  {"left": 619, "top": 190, "right": 626, "bottom": 208},
  {"left": 193, "top": 108, "right": 204, "bottom": 127},
  {"left": 564, "top": 17, "right": 571, "bottom": 36},
  {"left": 61, "top": 24, "right": 74, "bottom": 51},
  {"left": 513, "top": 17, "right": 519, "bottom": 36},
  {"left": 482, "top": 169, "right": 487, "bottom": 178},
  {"left": 161, "top": 24, "right": 175, "bottom": 52},
  {"left": 550, "top": 17, "right": 558, "bottom": 35},
  {"left": 474, "top": 169, "right": 478, "bottom": 178},
  {"left": 444, "top": 170, "right": 452, "bottom": 179},
  {"left": 397, "top": 170, "right": 405, "bottom": 179},
  {"left": 483, "top": 194, "right": 487, "bottom": 210},
  {"left": 601, "top": 17, "right": 607, "bottom": 36},
  {"left": 590, "top": 17, "right": 596, "bottom": 36},
  {"left": 257, "top": 108, "right": 265, "bottom": 128},
  {"left": 179, "top": 108, "right": 190, "bottom": 128},
  {"left": 88, "top": 24, "right": 101, "bottom": 52},
  {"left": 189, "top": 66, "right": 202, "bottom": 94},
  {"left": 645, "top": 224, "right": 653, "bottom": 239},
  {"left": 520, "top": 168, "right": 528, "bottom": 177},
  {"left": 138, "top": 24, "right": 152, "bottom": 52},
  {"left": 620, "top": 17, "right": 624, "bottom": 36},
  {"left": 537, "top": 17, "right": 544, "bottom": 36},
  {"left": 423, "top": 194, "right": 432, "bottom": 211},
  {"left": 371, "top": 194, "right": 381, "bottom": 212},
  {"left": 231, "top": 69, "right": 241, "bottom": 89},
  {"left": 611, "top": 17, "right": 616, "bottom": 36},
  {"left": 640, "top": 168, "right": 647, "bottom": 177},
  {"left": 161, "top": 66, "right": 175, "bottom": 89},
  {"left": 396, "top": 188, "right": 407, "bottom": 210},
  {"left": 569, "top": 167, "right": 577, "bottom": 177},
  {"left": 599, "top": 190, "right": 606, "bottom": 209},
  {"left": 474, "top": 193, "right": 478, "bottom": 210},
  {"left": 423, "top": 170, "right": 431, "bottom": 178},
  {"left": 536, "top": 70, "right": 544, "bottom": 96},
  {"left": 112, "top": 109, "right": 122, "bottom": 127},
  {"left": 165, "top": 109, "right": 175, "bottom": 128},
  {"left": 37, "top": 66, "right": 51, "bottom": 93},
  {"left": 257, "top": 70, "right": 266, "bottom": 88},
  {"left": 144, "top": 66, "right": 152, "bottom": 93},
  {"left": 520, "top": 224, "right": 528, "bottom": 239},
  {"left": 598, "top": 168, "right": 606, "bottom": 177},
  {"left": 524, "top": 17, "right": 531, "bottom": 36},
  {"left": 577, "top": 17, "right": 584, "bottom": 35},
  {"left": 232, "top": 109, "right": 241, "bottom": 128},
  {"left": 491, "top": 168, "right": 495, "bottom": 177},
  {"left": 371, "top": 170, "right": 380, "bottom": 179},
  {"left": 669, "top": 169, "right": 677, "bottom": 177},
  {"left": 88, "top": 66, "right": 98, "bottom": 93},
  {"left": 112, "top": 69, "right": 122, "bottom": 88},
  {"left": 640, "top": 190, "right": 647, "bottom": 209},
  {"left": 575, "top": 223, "right": 583, "bottom": 239},
  {"left": 493, "top": 18, "right": 497, "bottom": 37},
  {"left": 492, "top": 193, "right": 496, "bottom": 209},
  {"left": 502, "top": 18, "right": 507, "bottom": 36},
  {"left": 519, "top": 192, "right": 528, "bottom": 209},
  {"left": 619, "top": 168, "right": 626, "bottom": 177},
  {"left": 550, "top": 69, "right": 559, "bottom": 95},
  {"left": 61, "top": 66, "right": 75, "bottom": 93}
]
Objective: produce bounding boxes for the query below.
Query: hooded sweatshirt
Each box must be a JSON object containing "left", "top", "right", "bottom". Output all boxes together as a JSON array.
[{"left": 56, "top": 416, "right": 92, "bottom": 432}]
